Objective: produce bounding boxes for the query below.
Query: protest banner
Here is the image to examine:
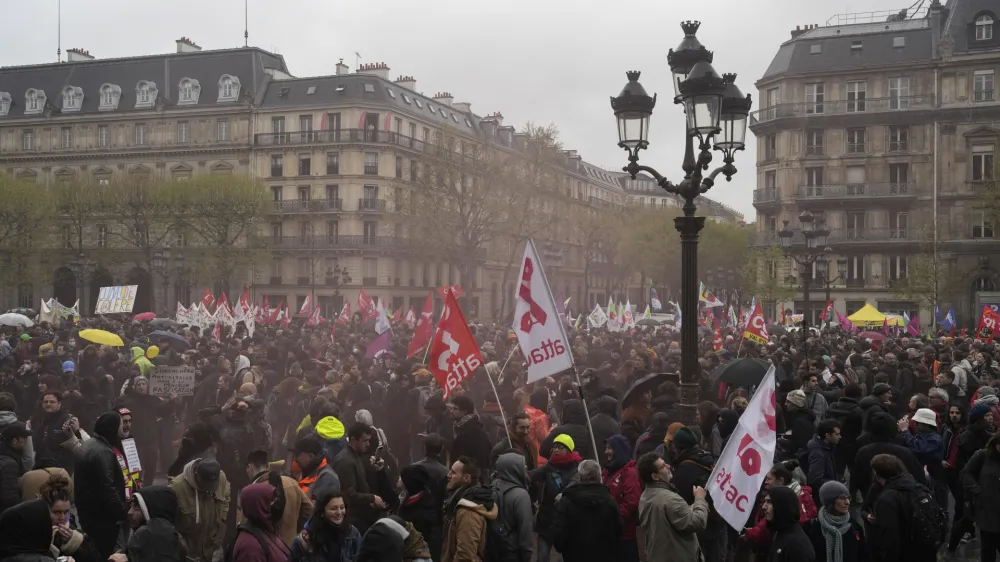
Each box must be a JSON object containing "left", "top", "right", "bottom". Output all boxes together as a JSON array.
[
  {"left": 149, "top": 365, "right": 197, "bottom": 396},
  {"left": 94, "top": 285, "right": 138, "bottom": 314},
  {"left": 121, "top": 437, "right": 142, "bottom": 472}
]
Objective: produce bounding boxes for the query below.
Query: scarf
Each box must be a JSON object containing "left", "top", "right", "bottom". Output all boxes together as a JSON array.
[
  {"left": 454, "top": 413, "right": 478, "bottom": 431},
  {"left": 547, "top": 451, "right": 582, "bottom": 468},
  {"left": 308, "top": 515, "right": 347, "bottom": 561},
  {"left": 817, "top": 507, "right": 852, "bottom": 562}
]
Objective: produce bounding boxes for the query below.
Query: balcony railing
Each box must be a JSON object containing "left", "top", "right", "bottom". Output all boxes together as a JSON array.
[
  {"left": 752, "top": 227, "right": 912, "bottom": 246},
  {"left": 751, "top": 95, "right": 933, "bottom": 124},
  {"left": 255, "top": 129, "right": 434, "bottom": 152},
  {"left": 753, "top": 187, "right": 780, "bottom": 203},
  {"left": 362, "top": 276, "right": 377, "bottom": 286},
  {"left": 272, "top": 198, "right": 343, "bottom": 212},
  {"left": 358, "top": 198, "right": 386, "bottom": 212},
  {"left": 261, "top": 235, "right": 408, "bottom": 249},
  {"left": 797, "top": 183, "right": 915, "bottom": 201},
  {"left": 974, "top": 89, "right": 995, "bottom": 102},
  {"left": 363, "top": 164, "right": 379, "bottom": 175}
]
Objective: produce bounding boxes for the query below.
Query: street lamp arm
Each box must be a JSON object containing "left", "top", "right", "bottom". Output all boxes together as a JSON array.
[
  {"left": 623, "top": 159, "right": 676, "bottom": 190},
  {"left": 699, "top": 160, "right": 737, "bottom": 193}
]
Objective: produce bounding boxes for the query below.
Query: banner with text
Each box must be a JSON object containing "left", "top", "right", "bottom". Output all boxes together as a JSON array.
[
  {"left": 95, "top": 286, "right": 138, "bottom": 314},
  {"left": 149, "top": 365, "right": 197, "bottom": 396},
  {"left": 513, "top": 239, "right": 573, "bottom": 383}
]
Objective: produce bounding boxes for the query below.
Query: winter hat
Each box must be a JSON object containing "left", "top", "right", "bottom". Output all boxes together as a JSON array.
[
  {"left": 61, "top": 361, "right": 75, "bottom": 373},
  {"left": 818, "top": 481, "right": 850, "bottom": 508},
  {"left": 19, "top": 334, "right": 30, "bottom": 342},
  {"left": 664, "top": 422, "right": 685, "bottom": 444},
  {"left": 872, "top": 383, "right": 892, "bottom": 397},
  {"left": 786, "top": 389, "right": 806, "bottom": 408},
  {"left": 553, "top": 434, "right": 576, "bottom": 452},
  {"left": 970, "top": 403, "right": 992, "bottom": 423},
  {"left": 672, "top": 427, "right": 699, "bottom": 450},
  {"left": 980, "top": 387, "right": 998, "bottom": 398}
]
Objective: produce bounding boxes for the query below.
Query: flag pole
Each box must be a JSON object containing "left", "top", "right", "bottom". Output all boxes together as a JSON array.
[
  {"left": 570, "top": 360, "right": 601, "bottom": 462},
  {"left": 486, "top": 347, "right": 518, "bottom": 447}
]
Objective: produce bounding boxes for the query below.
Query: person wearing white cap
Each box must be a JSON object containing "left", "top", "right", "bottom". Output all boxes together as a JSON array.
[{"left": 898, "top": 407, "right": 947, "bottom": 508}]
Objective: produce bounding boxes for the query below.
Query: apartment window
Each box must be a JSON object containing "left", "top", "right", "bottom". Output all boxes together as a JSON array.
[
  {"left": 888, "top": 126, "right": 908, "bottom": 151},
  {"left": 810, "top": 44, "right": 822, "bottom": 55},
  {"left": 394, "top": 117, "right": 402, "bottom": 136},
  {"left": 846, "top": 211, "right": 865, "bottom": 238},
  {"left": 846, "top": 166, "right": 866, "bottom": 194},
  {"left": 363, "top": 185, "right": 379, "bottom": 201},
  {"left": 270, "top": 222, "right": 282, "bottom": 240},
  {"left": 298, "top": 186, "right": 310, "bottom": 200},
  {"left": 764, "top": 170, "right": 776, "bottom": 189},
  {"left": 217, "top": 119, "right": 230, "bottom": 141},
  {"left": 326, "top": 152, "right": 339, "bottom": 175},
  {"left": 764, "top": 87, "right": 779, "bottom": 120},
  {"left": 974, "top": 211, "right": 995, "bottom": 238},
  {"left": 270, "top": 155, "right": 283, "bottom": 177},
  {"left": 363, "top": 258, "right": 378, "bottom": 283},
  {"left": 408, "top": 122, "right": 417, "bottom": 146},
  {"left": 764, "top": 134, "right": 777, "bottom": 160},
  {"left": 96, "top": 224, "right": 107, "bottom": 248},
  {"left": 846, "top": 128, "right": 866, "bottom": 153},
  {"left": 134, "top": 123, "right": 147, "bottom": 146},
  {"left": 297, "top": 258, "right": 311, "bottom": 279},
  {"left": 21, "top": 129, "right": 34, "bottom": 151},
  {"left": 364, "top": 152, "right": 379, "bottom": 175},
  {"left": 893, "top": 36, "right": 906, "bottom": 47},
  {"left": 805, "top": 129, "right": 824, "bottom": 155},
  {"left": 847, "top": 256, "right": 865, "bottom": 281},
  {"left": 272, "top": 116, "right": 286, "bottom": 143},
  {"left": 765, "top": 216, "right": 778, "bottom": 233},
  {"left": 60, "top": 225, "right": 71, "bottom": 249},
  {"left": 60, "top": 127, "right": 72, "bottom": 149},
  {"left": 410, "top": 159, "right": 418, "bottom": 182},
  {"left": 395, "top": 156, "right": 403, "bottom": 179},
  {"left": 363, "top": 222, "right": 377, "bottom": 244},
  {"left": 805, "top": 167, "right": 823, "bottom": 196},
  {"left": 98, "top": 125, "right": 109, "bottom": 148},
  {"left": 887, "top": 164, "right": 908, "bottom": 192},
  {"left": 325, "top": 185, "right": 339, "bottom": 202},
  {"left": 423, "top": 127, "right": 430, "bottom": 143},
  {"left": 890, "top": 212, "right": 908, "bottom": 238},
  {"left": 974, "top": 70, "right": 995, "bottom": 102},
  {"left": 846, "top": 80, "right": 866, "bottom": 112},
  {"left": 973, "top": 144, "right": 996, "bottom": 181},
  {"left": 805, "top": 83, "right": 824, "bottom": 114},
  {"left": 888, "top": 77, "right": 910, "bottom": 109},
  {"left": 271, "top": 186, "right": 282, "bottom": 201},
  {"left": 298, "top": 154, "right": 311, "bottom": 176},
  {"left": 850, "top": 40, "right": 863, "bottom": 51},
  {"left": 298, "top": 221, "right": 311, "bottom": 239},
  {"left": 300, "top": 114, "right": 313, "bottom": 132},
  {"left": 889, "top": 256, "right": 908, "bottom": 280},
  {"left": 176, "top": 121, "right": 189, "bottom": 144},
  {"left": 327, "top": 220, "right": 339, "bottom": 239},
  {"left": 977, "top": 15, "right": 994, "bottom": 40}
]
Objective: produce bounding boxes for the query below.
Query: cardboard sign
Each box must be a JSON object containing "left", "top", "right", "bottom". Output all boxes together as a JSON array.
[
  {"left": 149, "top": 365, "right": 196, "bottom": 396},
  {"left": 94, "top": 286, "right": 138, "bottom": 314},
  {"left": 121, "top": 437, "right": 142, "bottom": 472}
]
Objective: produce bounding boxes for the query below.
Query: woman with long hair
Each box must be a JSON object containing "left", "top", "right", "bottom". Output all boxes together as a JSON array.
[
  {"left": 291, "top": 491, "right": 362, "bottom": 562},
  {"left": 38, "top": 474, "right": 102, "bottom": 562}
]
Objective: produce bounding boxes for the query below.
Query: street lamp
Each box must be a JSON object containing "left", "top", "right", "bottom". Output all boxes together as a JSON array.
[
  {"left": 778, "top": 210, "right": 831, "bottom": 331},
  {"left": 67, "top": 253, "right": 96, "bottom": 316},
  {"left": 326, "top": 264, "right": 352, "bottom": 316},
  {"left": 610, "top": 20, "right": 751, "bottom": 422},
  {"left": 816, "top": 255, "right": 848, "bottom": 305}
]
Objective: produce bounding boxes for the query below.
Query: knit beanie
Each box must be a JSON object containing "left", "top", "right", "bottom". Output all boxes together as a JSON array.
[
  {"left": 672, "top": 427, "right": 699, "bottom": 450},
  {"left": 970, "top": 403, "right": 992, "bottom": 423},
  {"left": 818, "top": 481, "right": 850, "bottom": 508}
]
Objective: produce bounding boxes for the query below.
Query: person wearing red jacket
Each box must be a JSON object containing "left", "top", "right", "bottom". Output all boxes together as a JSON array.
[
  {"left": 741, "top": 460, "right": 816, "bottom": 548},
  {"left": 602, "top": 435, "right": 642, "bottom": 562}
]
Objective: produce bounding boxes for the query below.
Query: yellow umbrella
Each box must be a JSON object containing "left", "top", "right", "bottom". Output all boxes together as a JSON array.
[{"left": 78, "top": 329, "right": 124, "bottom": 347}]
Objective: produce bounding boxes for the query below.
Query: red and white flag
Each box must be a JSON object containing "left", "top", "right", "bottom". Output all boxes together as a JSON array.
[
  {"left": 392, "top": 306, "right": 403, "bottom": 324},
  {"left": 407, "top": 292, "right": 435, "bottom": 359},
  {"left": 238, "top": 287, "right": 252, "bottom": 314},
  {"left": 513, "top": 239, "right": 573, "bottom": 383},
  {"left": 211, "top": 322, "right": 221, "bottom": 341},
  {"left": 297, "top": 293, "right": 313, "bottom": 317},
  {"left": 707, "top": 366, "right": 777, "bottom": 530},
  {"left": 358, "top": 289, "right": 378, "bottom": 321},
  {"left": 428, "top": 290, "right": 483, "bottom": 398},
  {"left": 201, "top": 288, "right": 215, "bottom": 310},
  {"left": 404, "top": 306, "right": 417, "bottom": 328},
  {"left": 305, "top": 306, "right": 321, "bottom": 326},
  {"left": 436, "top": 284, "right": 465, "bottom": 299},
  {"left": 742, "top": 299, "right": 769, "bottom": 345},
  {"left": 281, "top": 302, "right": 291, "bottom": 328},
  {"left": 216, "top": 292, "right": 232, "bottom": 315},
  {"left": 336, "top": 302, "right": 352, "bottom": 325}
]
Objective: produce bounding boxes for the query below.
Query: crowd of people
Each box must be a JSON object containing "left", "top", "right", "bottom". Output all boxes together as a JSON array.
[{"left": 0, "top": 308, "right": 996, "bottom": 562}]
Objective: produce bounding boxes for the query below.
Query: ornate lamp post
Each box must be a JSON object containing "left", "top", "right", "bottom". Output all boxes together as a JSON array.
[
  {"left": 816, "top": 255, "right": 848, "bottom": 306},
  {"left": 610, "top": 20, "right": 751, "bottom": 421},
  {"left": 778, "top": 210, "right": 831, "bottom": 331},
  {"left": 326, "top": 264, "right": 352, "bottom": 316}
]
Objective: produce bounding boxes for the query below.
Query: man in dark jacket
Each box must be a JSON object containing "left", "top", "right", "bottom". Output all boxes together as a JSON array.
[
  {"left": 589, "top": 396, "right": 621, "bottom": 465},
  {"left": 123, "top": 485, "right": 185, "bottom": 562},
  {"left": 869, "top": 453, "right": 937, "bottom": 562},
  {"left": 75, "top": 410, "right": 127, "bottom": 558},
  {"left": 540, "top": 399, "right": 596, "bottom": 461},
  {"left": 530, "top": 434, "right": 581, "bottom": 562},
  {"left": 449, "top": 395, "right": 494, "bottom": 480},
  {"left": 668, "top": 427, "right": 726, "bottom": 562},
  {"left": 490, "top": 413, "right": 538, "bottom": 471},
  {"left": 0, "top": 421, "right": 28, "bottom": 511},
  {"left": 552, "top": 459, "right": 623, "bottom": 562},
  {"left": 399, "top": 463, "right": 443, "bottom": 562},
  {"left": 331, "top": 422, "right": 385, "bottom": 534},
  {"left": 491, "top": 452, "right": 534, "bottom": 562},
  {"left": 805, "top": 419, "right": 841, "bottom": 499},
  {"left": 765, "top": 485, "right": 815, "bottom": 562},
  {"left": 785, "top": 389, "right": 816, "bottom": 457},
  {"left": 852, "top": 412, "right": 928, "bottom": 502},
  {"left": 825, "top": 384, "right": 864, "bottom": 477}
]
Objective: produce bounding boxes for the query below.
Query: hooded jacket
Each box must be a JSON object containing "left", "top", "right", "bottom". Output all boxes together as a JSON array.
[
  {"left": 0, "top": 499, "right": 55, "bottom": 562},
  {"left": 75, "top": 411, "right": 126, "bottom": 556},
  {"left": 552, "top": 479, "right": 623, "bottom": 562},
  {"left": 243, "top": 470, "right": 312, "bottom": 546},
  {"left": 312, "top": 416, "right": 346, "bottom": 464},
  {"left": 805, "top": 436, "right": 837, "bottom": 496},
  {"left": 869, "top": 473, "right": 937, "bottom": 562},
  {"left": 826, "top": 396, "right": 863, "bottom": 465},
  {"left": 127, "top": 486, "right": 185, "bottom": 562},
  {"left": 441, "top": 485, "right": 497, "bottom": 562},
  {"left": 0, "top": 411, "right": 33, "bottom": 470},
  {"left": 539, "top": 400, "right": 595, "bottom": 462},
  {"left": 357, "top": 517, "right": 407, "bottom": 562},
  {"left": 168, "top": 458, "right": 231, "bottom": 562},
  {"left": 130, "top": 347, "right": 153, "bottom": 377},
  {"left": 233, "top": 483, "right": 291, "bottom": 562},
  {"left": 0, "top": 441, "right": 24, "bottom": 512},
  {"left": 589, "top": 396, "right": 622, "bottom": 459},
  {"left": 851, "top": 412, "right": 927, "bottom": 500},
  {"left": 766, "top": 486, "right": 815, "bottom": 562},
  {"left": 491, "top": 453, "right": 534, "bottom": 562},
  {"left": 452, "top": 414, "right": 494, "bottom": 481},
  {"left": 639, "top": 481, "right": 708, "bottom": 562},
  {"left": 602, "top": 435, "right": 641, "bottom": 541},
  {"left": 399, "top": 464, "right": 442, "bottom": 562},
  {"left": 962, "top": 433, "right": 1000, "bottom": 533}
]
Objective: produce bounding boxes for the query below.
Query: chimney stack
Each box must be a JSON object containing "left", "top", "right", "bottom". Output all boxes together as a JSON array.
[
  {"left": 66, "top": 48, "right": 94, "bottom": 62},
  {"left": 394, "top": 75, "right": 417, "bottom": 91},
  {"left": 336, "top": 58, "right": 349, "bottom": 75},
  {"left": 452, "top": 101, "right": 472, "bottom": 113},
  {"left": 432, "top": 92, "right": 453, "bottom": 106},
  {"left": 790, "top": 25, "right": 808, "bottom": 39},
  {"left": 176, "top": 37, "right": 202, "bottom": 53},
  {"left": 357, "top": 62, "right": 391, "bottom": 80}
]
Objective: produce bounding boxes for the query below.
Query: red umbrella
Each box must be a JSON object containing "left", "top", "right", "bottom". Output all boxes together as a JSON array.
[
  {"left": 857, "top": 331, "right": 887, "bottom": 341},
  {"left": 133, "top": 312, "right": 156, "bottom": 322}
]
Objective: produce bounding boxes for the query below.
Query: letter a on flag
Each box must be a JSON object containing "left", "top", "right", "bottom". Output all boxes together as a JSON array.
[
  {"left": 513, "top": 239, "right": 573, "bottom": 384},
  {"left": 707, "top": 366, "right": 777, "bottom": 530},
  {"left": 428, "top": 291, "right": 483, "bottom": 398}
]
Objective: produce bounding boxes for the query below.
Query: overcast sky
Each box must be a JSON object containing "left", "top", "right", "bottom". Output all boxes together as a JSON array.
[{"left": 6, "top": 0, "right": 922, "bottom": 219}]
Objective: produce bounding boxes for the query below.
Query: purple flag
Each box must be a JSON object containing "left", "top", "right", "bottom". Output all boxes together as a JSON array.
[
  {"left": 906, "top": 314, "right": 921, "bottom": 336},
  {"left": 364, "top": 329, "right": 391, "bottom": 358},
  {"left": 836, "top": 310, "right": 856, "bottom": 333}
]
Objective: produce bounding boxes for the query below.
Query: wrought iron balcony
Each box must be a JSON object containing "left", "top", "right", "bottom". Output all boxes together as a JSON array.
[
  {"left": 750, "top": 95, "right": 933, "bottom": 125},
  {"left": 358, "top": 198, "right": 387, "bottom": 212},
  {"left": 753, "top": 187, "right": 780, "bottom": 204},
  {"left": 261, "top": 234, "right": 407, "bottom": 249},
  {"left": 272, "top": 198, "right": 344, "bottom": 212},
  {"left": 255, "top": 129, "right": 432, "bottom": 152},
  {"left": 797, "top": 183, "right": 915, "bottom": 202}
]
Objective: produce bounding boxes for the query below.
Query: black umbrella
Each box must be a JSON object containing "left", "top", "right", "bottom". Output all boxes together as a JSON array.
[
  {"left": 636, "top": 318, "right": 659, "bottom": 326},
  {"left": 622, "top": 372, "right": 678, "bottom": 407},
  {"left": 766, "top": 324, "right": 787, "bottom": 336},
  {"left": 150, "top": 318, "right": 182, "bottom": 329},
  {"left": 710, "top": 357, "right": 772, "bottom": 387},
  {"left": 149, "top": 330, "right": 191, "bottom": 350}
]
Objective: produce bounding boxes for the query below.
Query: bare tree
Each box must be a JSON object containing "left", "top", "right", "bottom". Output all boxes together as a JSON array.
[{"left": 0, "top": 176, "right": 55, "bottom": 290}]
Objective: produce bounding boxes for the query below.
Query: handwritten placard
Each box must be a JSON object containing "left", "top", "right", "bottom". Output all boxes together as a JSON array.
[
  {"left": 121, "top": 437, "right": 142, "bottom": 472},
  {"left": 149, "top": 365, "right": 196, "bottom": 397},
  {"left": 94, "top": 285, "right": 138, "bottom": 314}
]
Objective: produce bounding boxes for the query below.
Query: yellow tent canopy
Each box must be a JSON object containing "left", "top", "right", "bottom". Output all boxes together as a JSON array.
[{"left": 847, "top": 304, "right": 905, "bottom": 327}]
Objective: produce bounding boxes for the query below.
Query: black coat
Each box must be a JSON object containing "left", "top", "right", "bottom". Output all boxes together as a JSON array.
[
  {"left": 31, "top": 409, "right": 73, "bottom": 473},
  {"left": 529, "top": 457, "right": 579, "bottom": 539},
  {"left": 868, "top": 474, "right": 937, "bottom": 562},
  {"left": 826, "top": 397, "right": 863, "bottom": 470},
  {"left": 539, "top": 400, "right": 596, "bottom": 462},
  {"left": 767, "top": 486, "right": 815, "bottom": 562},
  {"left": 75, "top": 431, "right": 127, "bottom": 559},
  {"left": 589, "top": 396, "right": 621, "bottom": 461},
  {"left": 786, "top": 409, "right": 816, "bottom": 457},
  {"left": 804, "top": 515, "right": 867, "bottom": 562},
  {"left": 0, "top": 443, "right": 23, "bottom": 512},
  {"left": 961, "top": 434, "right": 1000, "bottom": 533},
  {"left": 851, "top": 412, "right": 927, "bottom": 500},
  {"left": 551, "top": 482, "right": 623, "bottom": 562},
  {"left": 451, "top": 415, "right": 493, "bottom": 481}
]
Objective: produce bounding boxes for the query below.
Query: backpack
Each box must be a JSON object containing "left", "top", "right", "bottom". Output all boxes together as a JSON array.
[
  {"left": 484, "top": 486, "right": 519, "bottom": 562},
  {"left": 907, "top": 485, "right": 948, "bottom": 550},
  {"left": 224, "top": 523, "right": 288, "bottom": 562}
]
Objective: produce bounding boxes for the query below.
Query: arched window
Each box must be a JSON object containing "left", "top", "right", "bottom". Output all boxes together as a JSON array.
[
  {"left": 102, "top": 85, "right": 114, "bottom": 106},
  {"left": 26, "top": 89, "right": 39, "bottom": 110},
  {"left": 180, "top": 80, "right": 193, "bottom": 102},
  {"left": 138, "top": 83, "right": 150, "bottom": 103},
  {"left": 977, "top": 14, "right": 994, "bottom": 41},
  {"left": 974, "top": 277, "right": 996, "bottom": 291},
  {"left": 221, "top": 76, "right": 234, "bottom": 98}
]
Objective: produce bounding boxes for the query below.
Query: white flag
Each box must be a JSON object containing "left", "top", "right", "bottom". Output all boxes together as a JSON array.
[
  {"left": 513, "top": 239, "right": 573, "bottom": 384},
  {"left": 623, "top": 299, "right": 636, "bottom": 328},
  {"left": 588, "top": 304, "right": 607, "bottom": 328},
  {"left": 374, "top": 298, "right": 391, "bottom": 335},
  {"left": 707, "top": 366, "right": 777, "bottom": 530},
  {"left": 244, "top": 306, "right": 256, "bottom": 338}
]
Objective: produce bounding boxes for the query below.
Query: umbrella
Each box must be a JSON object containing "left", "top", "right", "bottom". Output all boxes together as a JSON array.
[
  {"left": 636, "top": 318, "right": 659, "bottom": 326},
  {"left": 622, "top": 372, "right": 677, "bottom": 407},
  {"left": 6, "top": 308, "right": 36, "bottom": 317},
  {"left": 710, "top": 357, "right": 773, "bottom": 387},
  {"left": 149, "top": 330, "right": 191, "bottom": 349},
  {"left": 150, "top": 318, "right": 182, "bottom": 329},
  {"left": 78, "top": 329, "right": 124, "bottom": 347},
  {"left": 766, "top": 324, "right": 788, "bottom": 336},
  {"left": 133, "top": 312, "right": 156, "bottom": 322},
  {"left": 858, "top": 331, "right": 888, "bottom": 342},
  {"left": 0, "top": 313, "right": 33, "bottom": 327}
]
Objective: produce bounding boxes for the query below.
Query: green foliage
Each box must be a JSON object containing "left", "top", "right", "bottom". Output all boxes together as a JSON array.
[
  {"left": 739, "top": 245, "right": 795, "bottom": 304},
  {"left": 0, "top": 176, "right": 55, "bottom": 287}
]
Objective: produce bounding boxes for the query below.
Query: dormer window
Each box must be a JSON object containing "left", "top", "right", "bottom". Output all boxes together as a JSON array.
[
  {"left": 98, "top": 83, "right": 121, "bottom": 111},
  {"left": 61, "top": 86, "right": 83, "bottom": 112},
  {"left": 977, "top": 15, "right": 994, "bottom": 40},
  {"left": 217, "top": 74, "right": 241, "bottom": 102},
  {"left": 135, "top": 81, "right": 158, "bottom": 109},
  {"left": 0, "top": 92, "right": 10, "bottom": 117},
  {"left": 177, "top": 78, "right": 201, "bottom": 105},
  {"left": 24, "top": 89, "right": 46, "bottom": 116}
]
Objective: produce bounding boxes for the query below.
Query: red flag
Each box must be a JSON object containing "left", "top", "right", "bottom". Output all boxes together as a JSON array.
[
  {"left": 405, "top": 306, "right": 416, "bottom": 328},
  {"left": 306, "top": 306, "right": 321, "bottom": 326},
  {"left": 336, "top": 301, "right": 352, "bottom": 325},
  {"left": 201, "top": 288, "right": 215, "bottom": 309},
  {"left": 742, "top": 300, "right": 769, "bottom": 344},
  {"left": 216, "top": 292, "right": 231, "bottom": 314},
  {"left": 428, "top": 290, "right": 483, "bottom": 398},
  {"left": 298, "top": 293, "right": 313, "bottom": 317},
  {"left": 822, "top": 300, "right": 834, "bottom": 323},
  {"left": 961, "top": 327, "right": 968, "bottom": 339},
  {"left": 281, "top": 302, "right": 291, "bottom": 328},
  {"left": 392, "top": 306, "right": 403, "bottom": 324},
  {"left": 407, "top": 292, "right": 435, "bottom": 359},
  {"left": 211, "top": 322, "right": 221, "bottom": 341},
  {"left": 780, "top": 307, "right": 786, "bottom": 326},
  {"left": 238, "top": 287, "right": 251, "bottom": 313},
  {"left": 262, "top": 294, "right": 270, "bottom": 315},
  {"left": 977, "top": 306, "right": 1000, "bottom": 341},
  {"left": 436, "top": 284, "right": 465, "bottom": 299},
  {"left": 358, "top": 289, "right": 377, "bottom": 321},
  {"left": 882, "top": 317, "right": 890, "bottom": 335}
]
